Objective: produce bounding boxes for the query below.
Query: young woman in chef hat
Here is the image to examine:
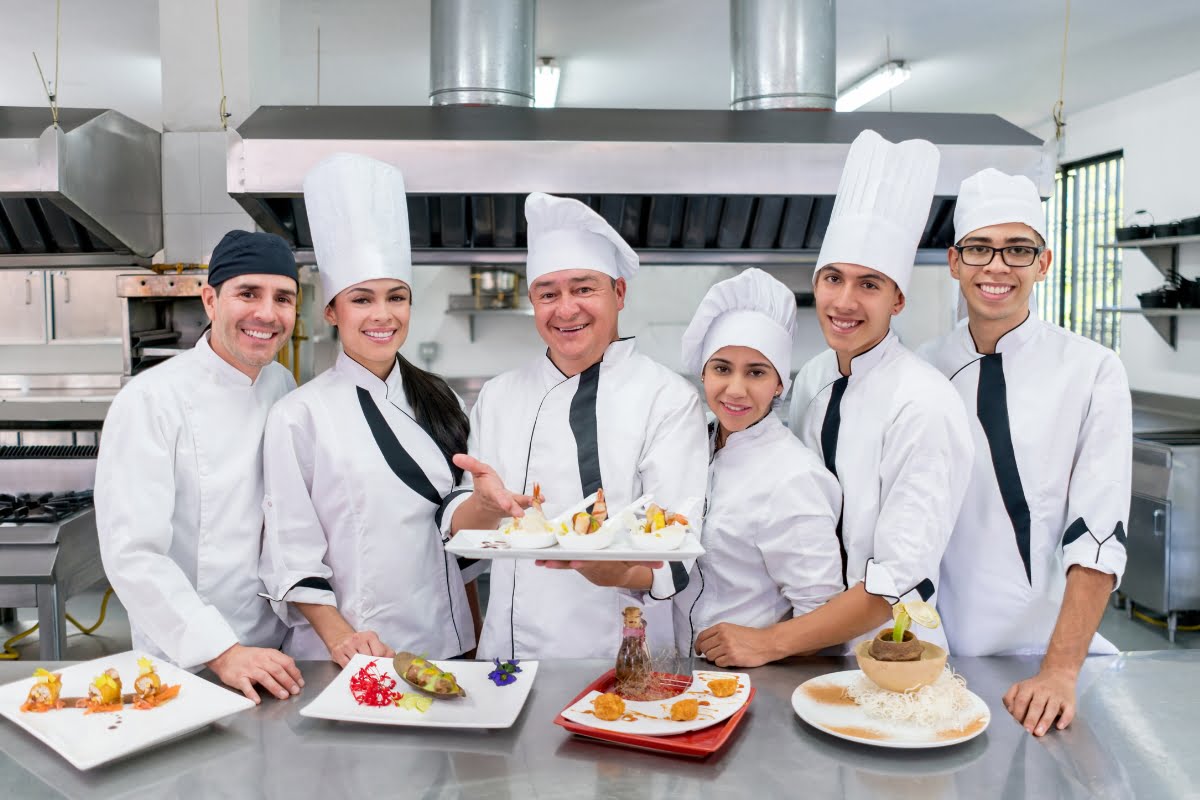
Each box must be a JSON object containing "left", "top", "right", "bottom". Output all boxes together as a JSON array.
[
  {"left": 259, "top": 154, "right": 527, "bottom": 666},
  {"left": 673, "top": 268, "right": 844, "bottom": 666}
]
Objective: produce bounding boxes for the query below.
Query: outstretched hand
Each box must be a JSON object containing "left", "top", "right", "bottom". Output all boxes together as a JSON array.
[{"left": 452, "top": 454, "right": 532, "bottom": 519}]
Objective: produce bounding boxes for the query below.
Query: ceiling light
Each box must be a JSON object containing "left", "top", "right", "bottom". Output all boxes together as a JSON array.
[
  {"left": 535, "top": 58, "right": 561, "bottom": 109},
  {"left": 835, "top": 61, "right": 911, "bottom": 112}
]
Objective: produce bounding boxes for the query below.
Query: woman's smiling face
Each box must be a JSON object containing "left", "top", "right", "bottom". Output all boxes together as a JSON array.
[
  {"left": 325, "top": 278, "right": 412, "bottom": 374},
  {"left": 702, "top": 345, "right": 783, "bottom": 436}
]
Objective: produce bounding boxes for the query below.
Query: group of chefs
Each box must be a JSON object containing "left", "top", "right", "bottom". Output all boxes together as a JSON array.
[{"left": 93, "top": 129, "right": 1131, "bottom": 740}]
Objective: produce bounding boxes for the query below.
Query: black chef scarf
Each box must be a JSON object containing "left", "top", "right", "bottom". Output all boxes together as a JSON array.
[{"left": 207, "top": 230, "right": 298, "bottom": 288}]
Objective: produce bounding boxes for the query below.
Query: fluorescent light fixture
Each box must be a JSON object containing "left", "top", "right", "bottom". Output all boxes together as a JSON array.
[
  {"left": 835, "top": 61, "right": 911, "bottom": 112},
  {"left": 535, "top": 57, "right": 561, "bottom": 108}
]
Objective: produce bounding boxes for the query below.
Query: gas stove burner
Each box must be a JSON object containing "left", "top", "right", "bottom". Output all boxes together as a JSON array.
[{"left": 0, "top": 490, "right": 95, "bottom": 524}]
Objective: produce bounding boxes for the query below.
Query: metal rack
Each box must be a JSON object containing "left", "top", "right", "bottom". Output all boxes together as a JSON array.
[{"left": 1097, "top": 235, "right": 1200, "bottom": 348}]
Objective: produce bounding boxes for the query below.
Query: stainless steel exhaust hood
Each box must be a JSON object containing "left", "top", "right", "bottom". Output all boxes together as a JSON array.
[
  {"left": 227, "top": 105, "right": 1051, "bottom": 266},
  {"left": 0, "top": 107, "right": 162, "bottom": 266}
]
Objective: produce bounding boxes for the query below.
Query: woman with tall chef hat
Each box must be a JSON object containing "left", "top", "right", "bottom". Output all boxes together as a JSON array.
[
  {"left": 258, "top": 154, "right": 527, "bottom": 666},
  {"left": 672, "top": 268, "right": 844, "bottom": 666}
]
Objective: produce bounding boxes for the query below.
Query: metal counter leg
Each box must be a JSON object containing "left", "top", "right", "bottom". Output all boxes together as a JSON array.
[
  {"left": 0, "top": 608, "right": 14, "bottom": 625},
  {"left": 1168, "top": 611, "right": 1178, "bottom": 644},
  {"left": 36, "top": 582, "right": 67, "bottom": 660}
]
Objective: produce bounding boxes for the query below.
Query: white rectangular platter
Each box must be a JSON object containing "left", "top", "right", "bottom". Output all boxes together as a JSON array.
[
  {"left": 446, "top": 527, "right": 704, "bottom": 562},
  {"left": 300, "top": 654, "right": 538, "bottom": 729},
  {"left": 0, "top": 650, "right": 254, "bottom": 771}
]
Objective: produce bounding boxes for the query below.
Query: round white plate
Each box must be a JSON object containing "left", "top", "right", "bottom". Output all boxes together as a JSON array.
[
  {"left": 560, "top": 670, "right": 750, "bottom": 737},
  {"left": 791, "top": 669, "right": 990, "bottom": 749}
]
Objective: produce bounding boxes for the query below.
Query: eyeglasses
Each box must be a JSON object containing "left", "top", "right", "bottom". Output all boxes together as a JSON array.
[{"left": 953, "top": 244, "right": 1044, "bottom": 268}]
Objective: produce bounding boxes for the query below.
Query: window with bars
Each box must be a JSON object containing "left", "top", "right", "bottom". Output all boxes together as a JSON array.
[{"left": 1037, "top": 151, "right": 1125, "bottom": 351}]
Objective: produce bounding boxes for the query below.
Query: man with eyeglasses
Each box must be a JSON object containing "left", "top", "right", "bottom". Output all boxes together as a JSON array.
[{"left": 920, "top": 168, "right": 1132, "bottom": 737}]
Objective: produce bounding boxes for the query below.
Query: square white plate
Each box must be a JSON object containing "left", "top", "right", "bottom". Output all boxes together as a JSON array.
[
  {"left": 300, "top": 654, "right": 538, "bottom": 729},
  {"left": 446, "top": 527, "right": 704, "bottom": 562},
  {"left": 560, "top": 670, "right": 750, "bottom": 737},
  {"left": 0, "top": 650, "right": 255, "bottom": 770}
]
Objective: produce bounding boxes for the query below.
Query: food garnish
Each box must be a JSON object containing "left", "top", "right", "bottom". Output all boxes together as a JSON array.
[
  {"left": 488, "top": 658, "right": 522, "bottom": 687},
  {"left": 349, "top": 659, "right": 403, "bottom": 707}
]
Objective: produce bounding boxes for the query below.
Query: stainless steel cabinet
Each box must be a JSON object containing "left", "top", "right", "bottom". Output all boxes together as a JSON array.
[
  {"left": 48, "top": 270, "right": 124, "bottom": 341},
  {"left": 1124, "top": 493, "right": 1170, "bottom": 612},
  {"left": 0, "top": 271, "right": 47, "bottom": 344}
]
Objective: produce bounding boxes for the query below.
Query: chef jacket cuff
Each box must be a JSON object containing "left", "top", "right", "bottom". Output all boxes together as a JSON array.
[
  {"left": 647, "top": 561, "right": 691, "bottom": 601},
  {"left": 258, "top": 578, "right": 337, "bottom": 628},
  {"left": 862, "top": 559, "right": 936, "bottom": 606},
  {"left": 182, "top": 610, "right": 241, "bottom": 671},
  {"left": 1062, "top": 518, "right": 1126, "bottom": 591},
  {"left": 438, "top": 489, "right": 474, "bottom": 537}
]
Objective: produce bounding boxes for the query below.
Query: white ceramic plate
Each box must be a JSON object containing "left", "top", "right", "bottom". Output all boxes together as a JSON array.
[
  {"left": 0, "top": 650, "right": 254, "bottom": 771},
  {"left": 560, "top": 671, "right": 750, "bottom": 737},
  {"left": 300, "top": 654, "right": 538, "bottom": 729},
  {"left": 791, "top": 669, "right": 990, "bottom": 749},
  {"left": 447, "top": 526, "right": 704, "bottom": 562}
]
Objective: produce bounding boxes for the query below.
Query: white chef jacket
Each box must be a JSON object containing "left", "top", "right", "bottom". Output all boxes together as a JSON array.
[
  {"left": 470, "top": 338, "right": 708, "bottom": 660},
  {"left": 259, "top": 352, "right": 474, "bottom": 660},
  {"left": 672, "top": 413, "right": 844, "bottom": 657},
  {"left": 95, "top": 334, "right": 293, "bottom": 669},
  {"left": 788, "top": 330, "right": 974, "bottom": 652},
  {"left": 919, "top": 311, "right": 1130, "bottom": 656}
]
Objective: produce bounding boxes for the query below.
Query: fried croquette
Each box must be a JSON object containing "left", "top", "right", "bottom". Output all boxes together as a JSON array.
[
  {"left": 707, "top": 678, "right": 738, "bottom": 698},
  {"left": 592, "top": 692, "right": 626, "bottom": 721},
  {"left": 670, "top": 698, "right": 699, "bottom": 721}
]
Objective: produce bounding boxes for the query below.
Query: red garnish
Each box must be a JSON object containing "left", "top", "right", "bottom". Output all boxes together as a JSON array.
[{"left": 349, "top": 660, "right": 403, "bottom": 707}]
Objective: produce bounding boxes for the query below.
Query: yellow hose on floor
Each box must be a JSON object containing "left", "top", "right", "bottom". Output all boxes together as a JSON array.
[
  {"left": 0, "top": 587, "right": 116, "bottom": 660},
  {"left": 1132, "top": 609, "right": 1200, "bottom": 633}
]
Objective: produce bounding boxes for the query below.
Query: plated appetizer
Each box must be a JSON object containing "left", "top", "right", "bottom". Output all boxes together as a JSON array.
[
  {"left": 20, "top": 670, "right": 64, "bottom": 713},
  {"left": 627, "top": 502, "right": 691, "bottom": 551},
  {"left": 80, "top": 669, "right": 124, "bottom": 714},
  {"left": 556, "top": 488, "right": 615, "bottom": 550},
  {"left": 498, "top": 483, "right": 566, "bottom": 548},
  {"left": 132, "top": 657, "right": 182, "bottom": 709},
  {"left": 393, "top": 652, "right": 466, "bottom": 698}
]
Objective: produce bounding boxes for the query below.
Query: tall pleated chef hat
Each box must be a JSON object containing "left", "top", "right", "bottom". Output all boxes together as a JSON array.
[
  {"left": 303, "top": 153, "right": 412, "bottom": 301},
  {"left": 953, "top": 168, "right": 1047, "bottom": 243},
  {"left": 525, "top": 192, "right": 639, "bottom": 285},
  {"left": 815, "top": 129, "right": 940, "bottom": 295},
  {"left": 681, "top": 268, "right": 798, "bottom": 397}
]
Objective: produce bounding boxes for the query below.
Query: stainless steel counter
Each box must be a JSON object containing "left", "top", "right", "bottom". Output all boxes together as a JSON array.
[{"left": 2, "top": 652, "right": 1195, "bottom": 799}]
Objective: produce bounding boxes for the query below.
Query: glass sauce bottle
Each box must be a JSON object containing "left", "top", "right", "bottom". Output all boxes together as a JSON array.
[{"left": 615, "top": 606, "right": 651, "bottom": 697}]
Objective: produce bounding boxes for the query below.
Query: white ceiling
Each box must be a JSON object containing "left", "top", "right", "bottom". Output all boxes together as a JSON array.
[{"left": 3, "top": 0, "right": 1200, "bottom": 133}]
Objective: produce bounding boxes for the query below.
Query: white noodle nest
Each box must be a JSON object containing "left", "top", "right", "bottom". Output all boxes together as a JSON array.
[{"left": 845, "top": 668, "right": 974, "bottom": 727}]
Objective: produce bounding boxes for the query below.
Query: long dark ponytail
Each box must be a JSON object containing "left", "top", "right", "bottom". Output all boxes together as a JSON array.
[{"left": 397, "top": 355, "right": 469, "bottom": 484}]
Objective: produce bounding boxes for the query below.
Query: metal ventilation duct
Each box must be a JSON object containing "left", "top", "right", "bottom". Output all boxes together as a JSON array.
[
  {"left": 0, "top": 107, "right": 162, "bottom": 266},
  {"left": 226, "top": 105, "right": 1051, "bottom": 266},
  {"left": 731, "top": 0, "right": 836, "bottom": 111},
  {"left": 429, "top": 0, "right": 535, "bottom": 107}
]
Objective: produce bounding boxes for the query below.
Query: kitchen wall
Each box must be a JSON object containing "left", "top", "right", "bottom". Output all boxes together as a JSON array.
[{"left": 1031, "top": 68, "right": 1200, "bottom": 400}]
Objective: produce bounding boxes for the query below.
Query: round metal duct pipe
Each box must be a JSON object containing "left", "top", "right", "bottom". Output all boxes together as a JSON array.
[
  {"left": 430, "top": 0, "right": 536, "bottom": 107},
  {"left": 730, "top": 0, "right": 836, "bottom": 111}
]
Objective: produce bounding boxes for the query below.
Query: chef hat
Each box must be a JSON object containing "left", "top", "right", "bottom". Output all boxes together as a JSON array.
[
  {"left": 681, "top": 268, "right": 798, "bottom": 397},
  {"left": 525, "top": 192, "right": 639, "bottom": 286},
  {"left": 815, "top": 129, "right": 940, "bottom": 295},
  {"left": 303, "top": 153, "right": 412, "bottom": 302},
  {"left": 953, "top": 168, "right": 1047, "bottom": 244}
]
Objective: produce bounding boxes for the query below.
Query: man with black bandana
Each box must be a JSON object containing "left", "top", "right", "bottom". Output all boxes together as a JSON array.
[
  {"left": 468, "top": 193, "right": 708, "bottom": 660},
  {"left": 97, "top": 230, "right": 305, "bottom": 704}
]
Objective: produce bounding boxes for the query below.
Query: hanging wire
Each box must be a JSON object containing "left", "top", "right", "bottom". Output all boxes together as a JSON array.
[
  {"left": 215, "top": 0, "right": 231, "bottom": 129},
  {"left": 316, "top": 25, "right": 322, "bottom": 104},
  {"left": 32, "top": 0, "right": 63, "bottom": 128},
  {"left": 1052, "top": 0, "right": 1072, "bottom": 145}
]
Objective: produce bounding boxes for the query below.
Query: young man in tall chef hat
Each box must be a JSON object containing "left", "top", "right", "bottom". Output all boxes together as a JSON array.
[
  {"left": 919, "top": 169, "right": 1131, "bottom": 737},
  {"left": 96, "top": 231, "right": 305, "bottom": 703},
  {"left": 693, "top": 131, "right": 976, "bottom": 668},
  {"left": 466, "top": 192, "right": 709, "bottom": 660}
]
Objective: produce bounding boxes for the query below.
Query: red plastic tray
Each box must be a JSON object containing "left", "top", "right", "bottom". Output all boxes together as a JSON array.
[{"left": 553, "top": 669, "right": 755, "bottom": 758}]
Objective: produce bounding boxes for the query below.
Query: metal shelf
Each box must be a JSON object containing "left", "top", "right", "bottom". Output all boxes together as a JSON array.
[
  {"left": 445, "top": 298, "right": 534, "bottom": 343},
  {"left": 1095, "top": 306, "right": 1200, "bottom": 349},
  {"left": 1103, "top": 235, "right": 1200, "bottom": 282}
]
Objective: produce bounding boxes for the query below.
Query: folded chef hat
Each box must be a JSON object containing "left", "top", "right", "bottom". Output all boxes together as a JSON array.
[
  {"left": 525, "top": 192, "right": 639, "bottom": 286},
  {"left": 815, "top": 129, "right": 940, "bottom": 294},
  {"left": 681, "top": 268, "right": 798, "bottom": 397},
  {"left": 303, "top": 153, "right": 412, "bottom": 301},
  {"left": 953, "top": 167, "right": 1047, "bottom": 243}
]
